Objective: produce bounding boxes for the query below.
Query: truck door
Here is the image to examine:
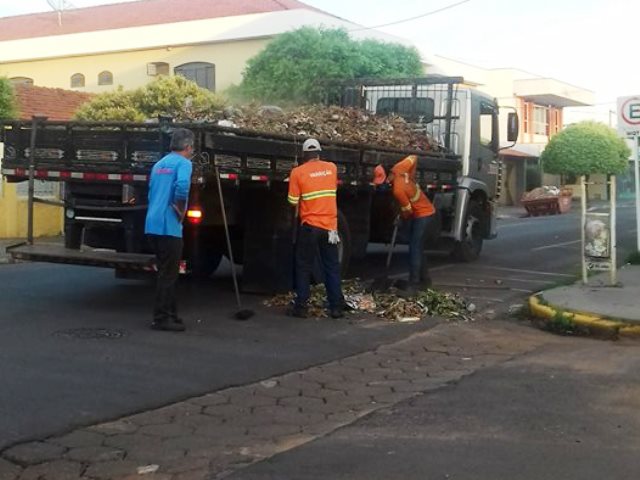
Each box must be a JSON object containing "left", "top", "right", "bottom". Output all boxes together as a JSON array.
[{"left": 470, "top": 95, "right": 500, "bottom": 194}]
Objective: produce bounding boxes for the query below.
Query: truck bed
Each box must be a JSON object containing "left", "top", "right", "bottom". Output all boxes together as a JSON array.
[
  {"left": 8, "top": 244, "right": 154, "bottom": 270},
  {"left": 1, "top": 120, "right": 461, "bottom": 188}
]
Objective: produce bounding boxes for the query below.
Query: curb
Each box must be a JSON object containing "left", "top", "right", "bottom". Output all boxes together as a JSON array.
[{"left": 528, "top": 294, "right": 640, "bottom": 339}]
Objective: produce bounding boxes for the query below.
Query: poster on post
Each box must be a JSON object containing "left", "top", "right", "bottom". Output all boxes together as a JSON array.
[{"left": 584, "top": 213, "right": 612, "bottom": 271}]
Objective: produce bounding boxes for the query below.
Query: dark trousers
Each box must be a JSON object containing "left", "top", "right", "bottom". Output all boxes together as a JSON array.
[
  {"left": 409, "top": 215, "right": 432, "bottom": 284},
  {"left": 295, "top": 224, "right": 343, "bottom": 310},
  {"left": 148, "top": 234, "right": 183, "bottom": 323}
]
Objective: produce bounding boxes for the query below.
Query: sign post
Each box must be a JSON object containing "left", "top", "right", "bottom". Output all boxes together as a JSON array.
[{"left": 617, "top": 96, "right": 640, "bottom": 252}]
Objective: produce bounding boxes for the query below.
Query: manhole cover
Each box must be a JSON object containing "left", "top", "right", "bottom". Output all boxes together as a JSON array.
[{"left": 53, "top": 328, "right": 127, "bottom": 340}]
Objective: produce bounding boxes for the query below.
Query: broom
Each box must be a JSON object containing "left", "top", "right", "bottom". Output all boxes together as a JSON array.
[
  {"left": 214, "top": 164, "right": 255, "bottom": 321},
  {"left": 370, "top": 218, "right": 399, "bottom": 292}
]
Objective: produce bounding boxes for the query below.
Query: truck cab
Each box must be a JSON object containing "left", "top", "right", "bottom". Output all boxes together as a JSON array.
[{"left": 336, "top": 76, "right": 517, "bottom": 260}]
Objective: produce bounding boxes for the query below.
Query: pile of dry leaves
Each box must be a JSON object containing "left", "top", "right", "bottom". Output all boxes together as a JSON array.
[
  {"left": 215, "top": 104, "right": 439, "bottom": 150},
  {"left": 263, "top": 279, "right": 473, "bottom": 322}
]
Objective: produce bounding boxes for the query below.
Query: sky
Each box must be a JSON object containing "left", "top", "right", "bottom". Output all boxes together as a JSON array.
[{"left": 1, "top": 0, "right": 637, "bottom": 124}]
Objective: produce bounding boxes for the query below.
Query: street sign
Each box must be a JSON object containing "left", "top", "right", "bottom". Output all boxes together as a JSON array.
[
  {"left": 617, "top": 96, "right": 640, "bottom": 253},
  {"left": 617, "top": 96, "right": 640, "bottom": 137}
]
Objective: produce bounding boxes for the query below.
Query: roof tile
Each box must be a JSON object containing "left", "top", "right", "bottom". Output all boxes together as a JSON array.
[
  {"left": 14, "top": 85, "right": 94, "bottom": 121},
  {"left": 0, "top": 0, "right": 320, "bottom": 42}
]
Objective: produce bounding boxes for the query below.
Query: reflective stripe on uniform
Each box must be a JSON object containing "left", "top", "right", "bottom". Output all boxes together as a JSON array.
[
  {"left": 300, "top": 189, "right": 337, "bottom": 201},
  {"left": 410, "top": 187, "right": 422, "bottom": 203},
  {"left": 288, "top": 195, "right": 300, "bottom": 205},
  {"left": 401, "top": 204, "right": 413, "bottom": 212}
]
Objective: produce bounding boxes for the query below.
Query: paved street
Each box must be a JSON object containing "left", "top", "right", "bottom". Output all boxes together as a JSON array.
[
  {"left": 0, "top": 203, "right": 638, "bottom": 479},
  {"left": 362, "top": 202, "right": 638, "bottom": 313},
  {"left": 230, "top": 333, "right": 640, "bottom": 480}
]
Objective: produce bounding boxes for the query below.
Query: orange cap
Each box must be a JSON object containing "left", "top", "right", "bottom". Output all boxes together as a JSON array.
[{"left": 373, "top": 164, "right": 387, "bottom": 185}]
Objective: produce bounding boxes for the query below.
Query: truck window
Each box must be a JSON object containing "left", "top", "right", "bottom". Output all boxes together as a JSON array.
[
  {"left": 480, "top": 102, "right": 497, "bottom": 148},
  {"left": 376, "top": 97, "right": 434, "bottom": 122}
]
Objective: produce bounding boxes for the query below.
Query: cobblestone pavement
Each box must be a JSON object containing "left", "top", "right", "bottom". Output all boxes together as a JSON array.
[{"left": 0, "top": 320, "right": 556, "bottom": 480}]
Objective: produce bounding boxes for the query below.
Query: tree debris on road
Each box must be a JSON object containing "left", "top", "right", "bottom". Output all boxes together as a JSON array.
[{"left": 263, "top": 279, "right": 473, "bottom": 322}]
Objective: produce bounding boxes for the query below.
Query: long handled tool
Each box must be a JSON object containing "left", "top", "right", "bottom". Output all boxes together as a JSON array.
[
  {"left": 371, "top": 219, "right": 400, "bottom": 292},
  {"left": 214, "top": 165, "right": 254, "bottom": 320},
  {"left": 386, "top": 220, "right": 400, "bottom": 268}
]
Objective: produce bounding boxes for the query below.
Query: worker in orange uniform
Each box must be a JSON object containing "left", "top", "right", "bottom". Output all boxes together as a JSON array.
[
  {"left": 287, "top": 138, "right": 344, "bottom": 319},
  {"left": 386, "top": 154, "right": 436, "bottom": 291}
]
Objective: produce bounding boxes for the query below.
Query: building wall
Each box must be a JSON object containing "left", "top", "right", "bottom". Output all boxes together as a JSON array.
[
  {"left": 0, "top": 143, "right": 62, "bottom": 238},
  {"left": 0, "top": 182, "right": 63, "bottom": 238},
  {"left": 0, "top": 38, "right": 269, "bottom": 93}
]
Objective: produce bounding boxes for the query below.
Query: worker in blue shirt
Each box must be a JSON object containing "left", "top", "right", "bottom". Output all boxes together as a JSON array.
[{"left": 145, "top": 128, "right": 194, "bottom": 332}]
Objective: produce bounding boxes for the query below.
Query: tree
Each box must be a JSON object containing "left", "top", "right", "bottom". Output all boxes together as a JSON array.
[
  {"left": 132, "top": 75, "right": 226, "bottom": 120},
  {"left": 0, "top": 77, "right": 17, "bottom": 119},
  {"left": 541, "top": 121, "right": 631, "bottom": 176},
  {"left": 237, "top": 27, "right": 423, "bottom": 104},
  {"left": 75, "top": 76, "right": 226, "bottom": 121},
  {"left": 75, "top": 88, "right": 144, "bottom": 122}
]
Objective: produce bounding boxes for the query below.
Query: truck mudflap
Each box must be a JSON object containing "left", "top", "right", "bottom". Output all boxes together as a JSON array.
[{"left": 7, "top": 243, "right": 155, "bottom": 270}]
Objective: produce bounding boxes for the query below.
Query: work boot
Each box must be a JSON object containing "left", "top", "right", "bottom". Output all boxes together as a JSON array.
[
  {"left": 397, "top": 283, "right": 419, "bottom": 298},
  {"left": 150, "top": 320, "right": 186, "bottom": 332},
  {"left": 286, "top": 305, "right": 308, "bottom": 319},
  {"left": 330, "top": 308, "right": 344, "bottom": 319}
]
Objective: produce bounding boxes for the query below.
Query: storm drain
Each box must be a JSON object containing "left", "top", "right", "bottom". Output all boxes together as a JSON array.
[{"left": 53, "top": 327, "right": 127, "bottom": 340}]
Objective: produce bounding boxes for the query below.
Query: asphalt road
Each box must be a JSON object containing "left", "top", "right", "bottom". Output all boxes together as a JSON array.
[
  {"left": 358, "top": 203, "right": 638, "bottom": 313},
  {"left": 230, "top": 336, "right": 640, "bottom": 480},
  {"left": 0, "top": 203, "right": 637, "bottom": 450}
]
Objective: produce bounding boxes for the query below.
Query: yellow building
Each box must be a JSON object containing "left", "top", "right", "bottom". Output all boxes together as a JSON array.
[
  {"left": 1, "top": 85, "right": 94, "bottom": 238},
  {"left": 0, "top": 0, "right": 409, "bottom": 94},
  {"left": 0, "top": 0, "right": 412, "bottom": 238}
]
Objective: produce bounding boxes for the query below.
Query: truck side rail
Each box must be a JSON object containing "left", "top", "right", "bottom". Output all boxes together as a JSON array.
[{"left": 1, "top": 120, "right": 461, "bottom": 189}]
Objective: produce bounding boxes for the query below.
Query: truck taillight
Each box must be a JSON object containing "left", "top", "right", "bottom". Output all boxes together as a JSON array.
[{"left": 187, "top": 209, "right": 203, "bottom": 224}]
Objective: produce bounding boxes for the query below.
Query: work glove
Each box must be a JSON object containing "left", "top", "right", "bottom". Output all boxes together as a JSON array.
[{"left": 328, "top": 230, "right": 340, "bottom": 245}]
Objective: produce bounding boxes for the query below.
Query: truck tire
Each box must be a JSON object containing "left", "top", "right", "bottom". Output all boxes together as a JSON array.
[
  {"left": 452, "top": 200, "right": 484, "bottom": 262},
  {"left": 64, "top": 222, "right": 83, "bottom": 250},
  {"left": 190, "top": 250, "right": 223, "bottom": 279}
]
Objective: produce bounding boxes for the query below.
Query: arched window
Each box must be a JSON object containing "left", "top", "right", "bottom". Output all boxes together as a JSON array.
[
  {"left": 10, "top": 77, "right": 34, "bottom": 86},
  {"left": 98, "top": 71, "right": 113, "bottom": 86},
  {"left": 174, "top": 62, "right": 215, "bottom": 91},
  {"left": 70, "top": 73, "right": 85, "bottom": 88}
]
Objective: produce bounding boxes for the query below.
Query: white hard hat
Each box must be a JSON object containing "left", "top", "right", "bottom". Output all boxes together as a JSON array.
[{"left": 302, "top": 138, "right": 322, "bottom": 152}]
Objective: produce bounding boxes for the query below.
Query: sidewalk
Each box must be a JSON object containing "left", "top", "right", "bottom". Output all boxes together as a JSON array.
[
  {"left": 529, "top": 264, "right": 640, "bottom": 336},
  {"left": 0, "top": 321, "right": 550, "bottom": 480},
  {"left": 496, "top": 204, "right": 527, "bottom": 219}
]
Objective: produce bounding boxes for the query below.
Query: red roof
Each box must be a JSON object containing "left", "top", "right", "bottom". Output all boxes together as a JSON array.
[
  {"left": 0, "top": 0, "right": 320, "bottom": 42},
  {"left": 14, "top": 85, "right": 94, "bottom": 121}
]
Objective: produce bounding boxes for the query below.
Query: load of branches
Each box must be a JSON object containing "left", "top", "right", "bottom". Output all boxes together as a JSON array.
[
  {"left": 75, "top": 77, "right": 438, "bottom": 150},
  {"left": 221, "top": 104, "right": 438, "bottom": 150}
]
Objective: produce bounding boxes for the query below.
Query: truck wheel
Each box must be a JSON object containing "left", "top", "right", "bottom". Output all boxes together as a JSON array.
[
  {"left": 190, "top": 250, "right": 223, "bottom": 279},
  {"left": 452, "top": 200, "right": 484, "bottom": 262},
  {"left": 64, "top": 222, "right": 83, "bottom": 250}
]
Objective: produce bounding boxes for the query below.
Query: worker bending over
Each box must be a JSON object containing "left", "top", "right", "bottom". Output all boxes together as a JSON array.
[
  {"left": 387, "top": 155, "right": 436, "bottom": 291},
  {"left": 287, "top": 138, "right": 344, "bottom": 319}
]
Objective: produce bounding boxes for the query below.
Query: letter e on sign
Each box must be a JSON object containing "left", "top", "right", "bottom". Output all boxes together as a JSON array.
[{"left": 617, "top": 95, "right": 640, "bottom": 137}]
